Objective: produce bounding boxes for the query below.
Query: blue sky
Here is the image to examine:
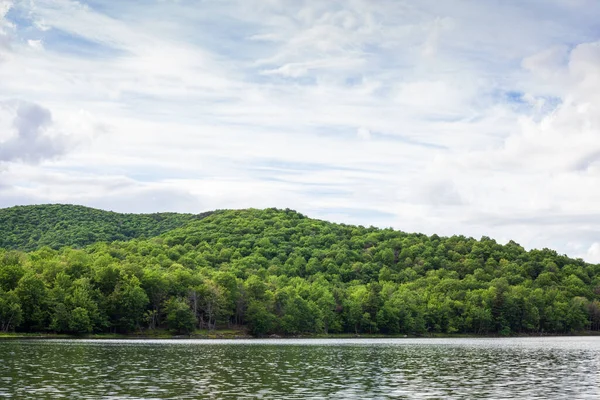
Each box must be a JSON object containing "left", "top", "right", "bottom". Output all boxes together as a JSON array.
[{"left": 1, "top": 0, "right": 600, "bottom": 261}]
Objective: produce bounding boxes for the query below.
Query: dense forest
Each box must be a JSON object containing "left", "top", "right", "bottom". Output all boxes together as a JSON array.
[
  {"left": 0, "top": 204, "right": 211, "bottom": 251},
  {"left": 1, "top": 205, "right": 599, "bottom": 336}
]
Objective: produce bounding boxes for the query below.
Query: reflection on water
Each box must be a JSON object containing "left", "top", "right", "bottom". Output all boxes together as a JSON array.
[{"left": 1, "top": 337, "right": 599, "bottom": 399}]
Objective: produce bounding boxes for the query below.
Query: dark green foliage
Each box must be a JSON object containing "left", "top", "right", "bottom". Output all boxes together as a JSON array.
[
  {"left": 69, "top": 307, "right": 93, "bottom": 334},
  {"left": 0, "top": 289, "right": 22, "bottom": 332},
  {"left": 107, "top": 276, "right": 149, "bottom": 333},
  {"left": 15, "top": 273, "right": 48, "bottom": 331},
  {"left": 0, "top": 204, "right": 211, "bottom": 251},
  {"left": 0, "top": 207, "right": 599, "bottom": 336},
  {"left": 165, "top": 297, "right": 197, "bottom": 334},
  {"left": 246, "top": 300, "right": 276, "bottom": 336}
]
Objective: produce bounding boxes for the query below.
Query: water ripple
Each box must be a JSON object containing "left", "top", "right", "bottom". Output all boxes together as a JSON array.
[{"left": 0, "top": 337, "right": 599, "bottom": 399}]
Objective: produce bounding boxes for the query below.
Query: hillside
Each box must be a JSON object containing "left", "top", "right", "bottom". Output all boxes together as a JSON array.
[
  {"left": 0, "top": 204, "right": 211, "bottom": 251},
  {"left": 0, "top": 207, "right": 599, "bottom": 336}
]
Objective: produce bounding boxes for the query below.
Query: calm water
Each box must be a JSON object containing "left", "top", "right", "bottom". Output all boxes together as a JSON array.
[{"left": 1, "top": 337, "right": 599, "bottom": 399}]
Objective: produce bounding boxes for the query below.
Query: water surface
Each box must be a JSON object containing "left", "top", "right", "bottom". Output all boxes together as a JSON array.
[{"left": 1, "top": 337, "right": 599, "bottom": 399}]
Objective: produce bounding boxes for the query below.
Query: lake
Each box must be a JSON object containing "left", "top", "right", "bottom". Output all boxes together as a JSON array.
[{"left": 1, "top": 337, "right": 599, "bottom": 399}]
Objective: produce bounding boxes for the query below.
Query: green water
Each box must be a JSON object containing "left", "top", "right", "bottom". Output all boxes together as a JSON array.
[{"left": 1, "top": 337, "right": 599, "bottom": 399}]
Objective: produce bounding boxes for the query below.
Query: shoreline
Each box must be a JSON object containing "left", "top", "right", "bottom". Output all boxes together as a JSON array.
[{"left": 2, "top": 330, "right": 600, "bottom": 340}]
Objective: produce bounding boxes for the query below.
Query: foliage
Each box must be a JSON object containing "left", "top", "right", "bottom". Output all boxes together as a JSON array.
[
  {"left": 0, "top": 289, "right": 22, "bottom": 332},
  {"left": 0, "top": 204, "right": 211, "bottom": 251},
  {"left": 0, "top": 207, "right": 599, "bottom": 336},
  {"left": 164, "top": 297, "right": 197, "bottom": 334}
]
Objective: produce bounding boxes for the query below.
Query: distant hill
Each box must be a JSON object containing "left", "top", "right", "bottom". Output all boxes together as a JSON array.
[
  {"left": 0, "top": 206, "right": 599, "bottom": 337},
  {"left": 0, "top": 204, "right": 211, "bottom": 251}
]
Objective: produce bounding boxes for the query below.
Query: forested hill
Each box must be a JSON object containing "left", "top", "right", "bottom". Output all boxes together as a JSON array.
[
  {"left": 1, "top": 207, "right": 599, "bottom": 337},
  {"left": 0, "top": 204, "right": 211, "bottom": 251}
]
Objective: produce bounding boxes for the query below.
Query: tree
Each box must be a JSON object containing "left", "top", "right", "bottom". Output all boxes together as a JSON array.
[
  {"left": 344, "top": 286, "right": 367, "bottom": 333},
  {"left": 108, "top": 275, "right": 149, "bottom": 332},
  {"left": 15, "top": 273, "right": 48, "bottom": 331},
  {"left": 69, "top": 307, "right": 93, "bottom": 333},
  {"left": 164, "top": 297, "right": 196, "bottom": 334},
  {"left": 0, "top": 289, "right": 22, "bottom": 332},
  {"left": 0, "top": 254, "right": 25, "bottom": 291},
  {"left": 567, "top": 297, "right": 588, "bottom": 332},
  {"left": 280, "top": 294, "right": 317, "bottom": 334},
  {"left": 197, "top": 281, "right": 227, "bottom": 330},
  {"left": 245, "top": 300, "right": 276, "bottom": 336},
  {"left": 50, "top": 303, "right": 71, "bottom": 333}
]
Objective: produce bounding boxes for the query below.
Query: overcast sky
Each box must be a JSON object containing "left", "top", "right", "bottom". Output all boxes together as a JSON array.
[{"left": 1, "top": 0, "right": 600, "bottom": 261}]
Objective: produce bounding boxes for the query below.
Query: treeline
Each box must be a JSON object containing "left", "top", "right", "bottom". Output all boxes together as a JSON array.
[
  {"left": 1, "top": 207, "right": 600, "bottom": 336},
  {"left": 0, "top": 204, "right": 211, "bottom": 251}
]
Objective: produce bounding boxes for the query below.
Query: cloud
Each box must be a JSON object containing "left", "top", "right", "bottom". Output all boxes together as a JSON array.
[
  {"left": 415, "top": 181, "right": 465, "bottom": 207},
  {"left": 421, "top": 17, "right": 453, "bottom": 57},
  {"left": 586, "top": 243, "right": 600, "bottom": 264},
  {"left": 1, "top": 0, "right": 600, "bottom": 261},
  {"left": 356, "top": 127, "right": 371, "bottom": 140},
  {"left": 27, "top": 39, "right": 43, "bottom": 50},
  {"left": 0, "top": 100, "right": 70, "bottom": 163},
  {"left": 0, "top": 0, "right": 14, "bottom": 60}
]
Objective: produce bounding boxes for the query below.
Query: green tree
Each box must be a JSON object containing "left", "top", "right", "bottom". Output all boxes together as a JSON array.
[
  {"left": 245, "top": 300, "right": 276, "bottom": 336},
  {"left": 69, "top": 307, "right": 93, "bottom": 333},
  {"left": 108, "top": 275, "right": 149, "bottom": 332},
  {"left": 15, "top": 273, "right": 48, "bottom": 331},
  {"left": 164, "top": 297, "right": 196, "bottom": 334},
  {"left": 0, "top": 289, "right": 22, "bottom": 332}
]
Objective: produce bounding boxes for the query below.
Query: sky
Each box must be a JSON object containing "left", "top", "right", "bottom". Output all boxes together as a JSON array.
[{"left": 1, "top": 0, "right": 600, "bottom": 261}]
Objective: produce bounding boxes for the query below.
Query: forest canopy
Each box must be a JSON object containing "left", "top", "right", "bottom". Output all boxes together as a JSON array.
[
  {"left": 1, "top": 205, "right": 599, "bottom": 336},
  {"left": 0, "top": 204, "right": 210, "bottom": 251}
]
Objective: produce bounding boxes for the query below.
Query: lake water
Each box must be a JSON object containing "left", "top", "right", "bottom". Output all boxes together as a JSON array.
[{"left": 1, "top": 337, "right": 599, "bottom": 399}]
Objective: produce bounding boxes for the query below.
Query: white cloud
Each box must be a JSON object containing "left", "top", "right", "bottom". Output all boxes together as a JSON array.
[
  {"left": 356, "top": 127, "right": 371, "bottom": 140},
  {"left": 586, "top": 243, "right": 600, "bottom": 264},
  {"left": 0, "top": 0, "right": 14, "bottom": 60},
  {"left": 1, "top": 0, "right": 600, "bottom": 261},
  {"left": 27, "top": 39, "right": 43, "bottom": 50}
]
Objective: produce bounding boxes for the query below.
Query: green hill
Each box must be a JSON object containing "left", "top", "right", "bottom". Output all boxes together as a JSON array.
[
  {"left": 0, "top": 204, "right": 210, "bottom": 251},
  {"left": 1, "top": 207, "right": 599, "bottom": 336}
]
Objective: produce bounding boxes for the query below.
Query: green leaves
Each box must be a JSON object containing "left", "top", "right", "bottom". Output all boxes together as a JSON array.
[
  {"left": 245, "top": 300, "right": 276, "bottom": 336},
  {"left": 108, "top": 275, "right": 149, "bottom": 333},
  {"left": 0, "top": 207, "right": 599, "bottom": 336},
  {"left": 164, "top": 297, "right": 196, "bottom": 334},
  {"left": 0, "top": 204, "right": 206, "bottom": 251},
  {"left": 0, "top": 289, "right": 22, "bottom": 332},
  {"left": 15, "top": 273, "right": 48, "bottom": 331}
]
